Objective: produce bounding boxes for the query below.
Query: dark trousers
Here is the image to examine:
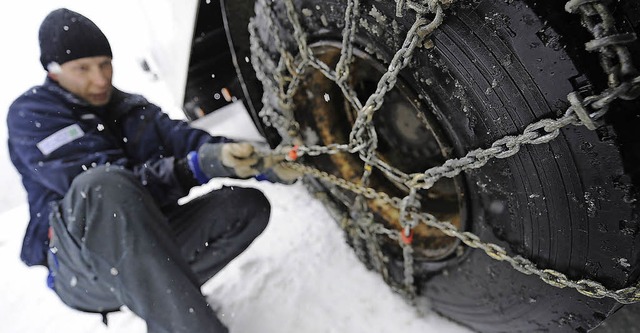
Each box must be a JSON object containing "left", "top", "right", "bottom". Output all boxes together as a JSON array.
[{"left": 47, "top": 165, "right": 270, "bottom": 333}]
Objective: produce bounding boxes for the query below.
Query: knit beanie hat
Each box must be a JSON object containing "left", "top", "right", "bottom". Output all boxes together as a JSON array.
[{"left": 39, "top": 8, "right": 112, "bottom": 70}]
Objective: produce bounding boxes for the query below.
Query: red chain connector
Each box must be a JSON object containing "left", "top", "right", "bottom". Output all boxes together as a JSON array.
[
  {"left": 401, "top": 229, "right": 414, "bottom": 245},
  {"left": 288, "top": 145, "right": 300, "bottom": 161}
]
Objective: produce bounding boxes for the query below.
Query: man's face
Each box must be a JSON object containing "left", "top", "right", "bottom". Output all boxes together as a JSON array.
[{"left": 49, "top": 56, "right": 113, "bottom": 106}]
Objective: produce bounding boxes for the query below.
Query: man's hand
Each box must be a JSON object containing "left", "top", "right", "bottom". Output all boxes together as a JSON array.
[
  {"left": 219, "top": 143, "right": 260, "bottom": 178},
  {"left": 260, "top": 151, "right": 303, "bottom": 183},
  {"left": 194, "top": 142, "right": 302, "bottom": 183},
  {"left": 197, "top": 142, "right": 260, "bottom": 179}
]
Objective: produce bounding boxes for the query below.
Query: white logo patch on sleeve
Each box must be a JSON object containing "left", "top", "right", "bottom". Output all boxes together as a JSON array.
[{"left": 36, "top": 124, "right": 85, "bottom": 155}]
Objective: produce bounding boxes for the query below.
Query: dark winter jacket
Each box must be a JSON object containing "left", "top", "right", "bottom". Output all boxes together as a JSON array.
[{"left": 7, "top": 78, "right": 224, "bottom": 267}]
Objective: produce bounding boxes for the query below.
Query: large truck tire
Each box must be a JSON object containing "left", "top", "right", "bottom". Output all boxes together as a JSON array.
[{"left": 248, "top": 0, "right": 640, "bottom": 331}]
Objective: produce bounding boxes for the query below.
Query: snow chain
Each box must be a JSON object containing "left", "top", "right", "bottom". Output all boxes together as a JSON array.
[{"left": 249, "top": 0, "right": 640, "bottom": 303}]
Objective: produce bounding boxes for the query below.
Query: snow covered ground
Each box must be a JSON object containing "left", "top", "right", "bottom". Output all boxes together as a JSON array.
[
  {"left": 0, "top": 1, "right": 472, "bottom": 332},
  {"left": 0, "top": 180, "right": 472, "bottom": 333}
]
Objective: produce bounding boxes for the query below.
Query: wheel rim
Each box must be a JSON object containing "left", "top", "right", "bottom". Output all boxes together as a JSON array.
[{"left": 292, "top": 41, "right": 467, "bottom": 261}]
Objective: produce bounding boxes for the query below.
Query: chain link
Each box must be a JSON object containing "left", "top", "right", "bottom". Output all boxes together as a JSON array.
[{"left": 249, "top": 0, "right": 640, "bottom": 303}]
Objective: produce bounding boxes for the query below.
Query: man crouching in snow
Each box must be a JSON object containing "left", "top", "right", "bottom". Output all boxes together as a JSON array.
[{"left": 7, "top": 8, "right": 300, "bottom": 333}]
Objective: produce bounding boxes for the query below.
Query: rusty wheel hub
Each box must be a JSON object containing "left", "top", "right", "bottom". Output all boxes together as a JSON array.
[{"left": 293, "top": 42, "right": 466, "bottom": 261}]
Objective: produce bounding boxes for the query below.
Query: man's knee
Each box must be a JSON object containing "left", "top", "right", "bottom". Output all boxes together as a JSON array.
[
  {"left": 62, "top": 166, "right": 172, "bottom": 262},
  {"left": 69, "top": 165, "right": 142, "bottom": 203},
  {"left": 62, "top": 165, "right": 156, "bottom": 237}
]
